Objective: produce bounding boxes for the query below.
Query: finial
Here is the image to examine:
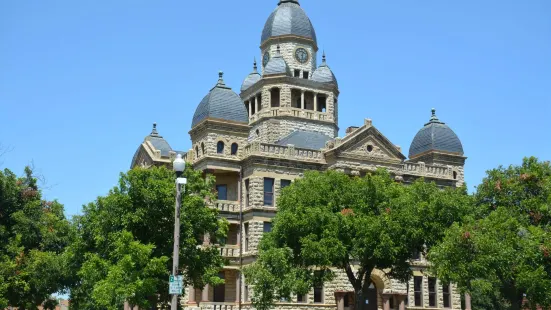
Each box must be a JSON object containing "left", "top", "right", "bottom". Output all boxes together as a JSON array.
[
  {"left": 432, "top": 108, "right": 436, "bottom": 116},
  {"left": 253, "top": 57, "right": 258, "bottom": 72},
  {"left": 216, "top": 71, "right": 226, "bottom": 87},
  {"left": 279, "top": 0, "right": 300, "bottom": 5},
  {"left": 426, "top": 108, "right": 443, "bottom": 125},
  {"left": 150, "top": 122, "right": 159, "bottom": 136}
]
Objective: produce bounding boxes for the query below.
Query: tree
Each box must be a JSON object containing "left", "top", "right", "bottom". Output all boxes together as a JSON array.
[
  {"left": 67, "top": 165, "right": 227, "bottom": 309},
  {"left": 0, "top": 167, "right": 72, "bottom": 309},
  {"left": 244, "top": 169, "right": 471, "bottom": 310},
  {"left": 429, "top": 157, "right": 551, "bottom": 309}
]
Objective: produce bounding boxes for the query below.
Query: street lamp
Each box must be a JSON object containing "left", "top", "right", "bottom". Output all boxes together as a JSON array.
[{"left": 172, "top": 154, "right": 187, "bottom": 310}]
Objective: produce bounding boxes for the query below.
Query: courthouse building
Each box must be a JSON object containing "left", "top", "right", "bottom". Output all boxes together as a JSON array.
[{"left": 131, "top": 1, "right": 466, "bottom": 309}]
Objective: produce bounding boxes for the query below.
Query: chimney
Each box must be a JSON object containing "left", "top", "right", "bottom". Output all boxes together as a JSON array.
[{"left": 346, "top": 126, "right": 359, "bottom": 135}]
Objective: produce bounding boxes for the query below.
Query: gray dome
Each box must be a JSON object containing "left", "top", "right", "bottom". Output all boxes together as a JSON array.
[
  {"left": 241, "top": 60, "right": 262, "bottom": 92},
  {"left": 264, "top": 46, "right": 291, "bottom": 76},
  {"left": 192, "top": 72, "right": 249, "bottom": 128},
  {"left": 261, "top": 0, "right": 317, "bottom": 45},
  {"left": 311, "top": 53, "right": 338, "bottom": 87},
  {"left": 409, "top": 109, "right": 464, "bottom": 158}
]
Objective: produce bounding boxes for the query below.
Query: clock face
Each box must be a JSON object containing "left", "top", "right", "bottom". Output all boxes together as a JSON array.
[
  {"left": 295, "top": 48, "right": 309, "bottom": 64},
  {"left": 263, "top": 52, "right": 270, "bottom": 67}
]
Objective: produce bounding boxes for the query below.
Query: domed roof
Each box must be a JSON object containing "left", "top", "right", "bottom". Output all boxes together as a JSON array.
[
  {"left": 241, "top": 59, "right": 262, "bottom": 92},
  {"left": 264, "top": 45, "right": 291, "bottom": 76},
  {"left": 192, "top": 72, "right": 249, "bottom": 128},
  {"left": 409, "top": 109, "right": 464, "bottom": 159},
  {"left": 261, "top": 0, "right": 317, "bottom": 45},
  {"left": 311, "top": 53, "right": 338, "bottom": 87}
]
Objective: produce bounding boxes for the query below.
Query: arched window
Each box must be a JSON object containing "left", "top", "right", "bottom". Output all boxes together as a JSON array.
[
  {"left": 201, "top": 143, "right": 205, "bottom": 156},
  {"left": 231, "top": 143, "right": 239, "bottom": 155},
  {"left": 196, "top": 146, "right": 200, "bottom": 158},
  {"left": 217, "top": 141, "right": 225, "bottom": 154},
  {"left": 453, "top": 171, "right": 458, "bottom": 180}
]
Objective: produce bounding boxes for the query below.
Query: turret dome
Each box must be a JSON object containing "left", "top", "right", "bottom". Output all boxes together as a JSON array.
[
  {"left": 311, "top": 53, "right": 338, "bottom": 87},
  {"left": 241, "top": 59, "right": 262, "bottom": 92},
  {"left": 264, "top": 45, "right": 291, "bottom": 76},
  {"left": 409, "top": 109, "right": 464, "bottom": 159},
  {"left": 192, "top": 72, "right": 249, "bottom": 128},
  {"left": 261, "top": 0, "right": 317, "bottom": 45}
]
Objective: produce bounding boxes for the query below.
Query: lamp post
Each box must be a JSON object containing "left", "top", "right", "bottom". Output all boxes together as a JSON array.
[{"left": 172, "top": 154, "right": 187, "bottom": 310}]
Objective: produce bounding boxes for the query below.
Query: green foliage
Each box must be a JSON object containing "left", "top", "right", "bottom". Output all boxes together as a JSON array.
[
  {"left": 244, "top": 169, "right": 471, "bottom": 310},
  {"left": 67, "top": 165, "right": 227, "bottom": 309},
  {"left": 429, "top": 157, "right": 551, "bottom": 309},
  {"left": 0, "top": 167, "right": 72, "bottom": 309}
]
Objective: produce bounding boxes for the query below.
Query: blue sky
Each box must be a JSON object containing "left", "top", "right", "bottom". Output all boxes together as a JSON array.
[{"left": 1, "top": 0, "right": 550, "bottom": 218}]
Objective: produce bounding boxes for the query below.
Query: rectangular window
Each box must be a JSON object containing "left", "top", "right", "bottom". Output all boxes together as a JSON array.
[
  {"left": 294, "top": 69, "right": 301, "bottom": 77},
  {"left": 213, "top": 272, "right": 225, "bottom": 302},
  {"left": 314, "top": 285, "right": 323, "bottom": 303},
  {"left": 216, "top": 184, "right": 227, "bottom": 200},
  {"left": 263, "top": 222, "right": 272, "bottom": 233},
  {"left": 244, "top": 223, "right": 249, "bottom": 252},
  {"left": 264, "top": 178, "right": 274, "bottom": 206},
  {"left": 245, "top": 179, "right": 250, "bottom": 207},
  {"left": 389, "top": 296, "right": 394, "bottom": 309},
  {"left": 297, "top": 294, "right": 305, "bottom": 303},
  {"left": 428, "top": 277, "right": 437, "bottom": 307},
  {"left": 344, "top": 294, "right": 349, "bottom": 307},
  {"left": 281, "top": 179, "right": 291, "bottom": 189},
  {"left": 303, "top": 71, "right": 309, "bottom": 79},
  {"left": 414, "top": 276, "right": 423, "bottom": 307},
  {"left": 443, "top": 284, "right": 451, "bottom": 308}
]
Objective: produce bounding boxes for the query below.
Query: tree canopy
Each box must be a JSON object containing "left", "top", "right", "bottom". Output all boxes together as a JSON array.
[
  {"left": 429, "top": 157, "right": 551, "bottom": 310},
  {"left": 244, "top": 169, "right": 471, "bottom": 310},
  {"left": 67, "top": 165, "right": 227, "bottom": 309},
  {"left": 0, "top": 167, "right": 72, "bottom": 309}
]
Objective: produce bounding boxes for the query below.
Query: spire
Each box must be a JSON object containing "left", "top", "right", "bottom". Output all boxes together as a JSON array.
[
  {"left": 321, "top": 51, "right": 327, "bottom": 66},
  {"left": 253, "top": 58, "right": 258, "bottom": 73}
]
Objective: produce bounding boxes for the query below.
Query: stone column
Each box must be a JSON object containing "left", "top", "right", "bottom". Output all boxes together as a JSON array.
[
  {"left": 397, "top": 295, "right": 406, "bottom": 310},
  {"left": 248, "top": 101, "right": 252, "bottom": 118},
  {"left": 314, "top": 93, "right": 318, "bottom": 112},
  {"left": 383, "top": 295, "right": 390, "bottom": 310},
  {"left": 336, "top": 293, "right": 344, "bottom": 310},
  {"left": 202, "top": 285, "right": 210, "bottom": 302},
  {"left": 465, "top": 293, "right": 472, "bottom": 310},
  {"left": 235, "top": 271, "right": 241, "bottom": 303},
  {"left": 255, "top": 97, "right": 259, "bottom": 113},
  {"left": 301, "top": 90, "right": 305, "bottom": 109},
  {"left": 188, "top": 287, "right": 197, "bottom": 304}
]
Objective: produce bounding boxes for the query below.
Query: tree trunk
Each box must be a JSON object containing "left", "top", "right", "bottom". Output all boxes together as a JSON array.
[{"left": 354, "top": 289, "right": 365, "bottom": 310}]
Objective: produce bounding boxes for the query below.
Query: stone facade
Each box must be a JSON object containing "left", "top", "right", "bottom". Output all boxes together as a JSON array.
[{"left": 130, "top": 1, "right": 468, "bottom": 310}]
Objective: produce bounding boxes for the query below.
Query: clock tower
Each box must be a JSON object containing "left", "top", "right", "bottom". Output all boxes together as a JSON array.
[{"left": 240, "top": 0, "right": 339, "bottom": 146}]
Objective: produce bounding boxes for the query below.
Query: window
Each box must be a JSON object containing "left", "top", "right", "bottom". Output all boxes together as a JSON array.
[
  {"left": 317, "top": 96, "right": 327, "bottom": 112},
  {"left": 213, "top": 272, "right": 225, "bottom": 302},
  {"left": 264, "top": 178, "right": 274, "bottom": 206},
  {"left": 344, "top": 294, "right": 349, "bottom": 307},
  {"left": 428, "top": 278, "right": 437, "bottom": 307},
  {"left": 314, "top": 284, "right": 323, "bottom": 303},
  {"left": 251, "top": 98, "right": 256, "bottom": 115},
  {"left": 303, "top": 71, "right": 309, "bottom": 79},
  {"left": 271, "top": 88, "right": 280, "bottom": 107},
  {"left": 281, "top": 179, "right": 291, "bottom": 189},
  {"left": 414, "top": 276, "right": 423, "bottom": 307},
  {"left": 443, "top": 284, "right": 451, "bottom": 308},
  {"left": 245, "top": 179, "right": 250, "bottom": 207},
  {"left": 294, "top": 69, "right": 301, "bottom": 77},
  {"left": 389, "top": 296, "right": 394, "bottom": 309},
  {"left": 217, "top": 141, "right": 225, "bottom": 154},
  {"left": 453, "top": 171, "right": 458, "bottom": 180},
  {"left": 244, "top": 223, "right": 249, "bottom": 252},
  {"left": 231, "top": 143, "right": 238, "bottom": 155},
  {"left": 297, "top": 294, "right": 306, "bottom": 303},
  {"left": 263, "top": 222, "right": 272, "bottom": 233},
  {"left": 196, "top": 146, "right": 200, "bottom": 158},
  {"left": 201, "top": 142, "right": 205, "bottom": 155},
  {"left": 216, "top": 185, "right": 228, "bottom": 200},
  {"left": 258, "top": 96, "right": 262, "bottom": 111}
]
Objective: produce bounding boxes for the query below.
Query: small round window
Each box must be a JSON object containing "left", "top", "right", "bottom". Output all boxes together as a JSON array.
[{"left": 367, "top": 145, "right": 374, "bottom": 153}]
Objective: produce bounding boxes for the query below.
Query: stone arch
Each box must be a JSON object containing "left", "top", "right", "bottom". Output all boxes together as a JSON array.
[{"left": 370, "top": 269, "right": 391, "bottom": 291}]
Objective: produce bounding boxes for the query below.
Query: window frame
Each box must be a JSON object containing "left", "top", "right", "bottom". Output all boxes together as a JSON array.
[
  {"left": 231, "top": 143, "right": 239, "bottom": 156},
  {"left": 443, "top": 284, "right": 451, "bottom": 308},
  {"left": 414, "top": 276, "right": 423, "bottom": 307},
  {"left": 217, "top": 141, "right": 225, "bottom": 154},
  {"left": 281, "top": 179, "right": 291, "bottom": 189},
  {"left": 263, "top": 178, "right": 275, "bottom": 206},
  {"left": 263, "top": 222, "right": 272, "bottom": 233},
  {"left": 428, "top": 277, "right": 437, "bottom": 307}
]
